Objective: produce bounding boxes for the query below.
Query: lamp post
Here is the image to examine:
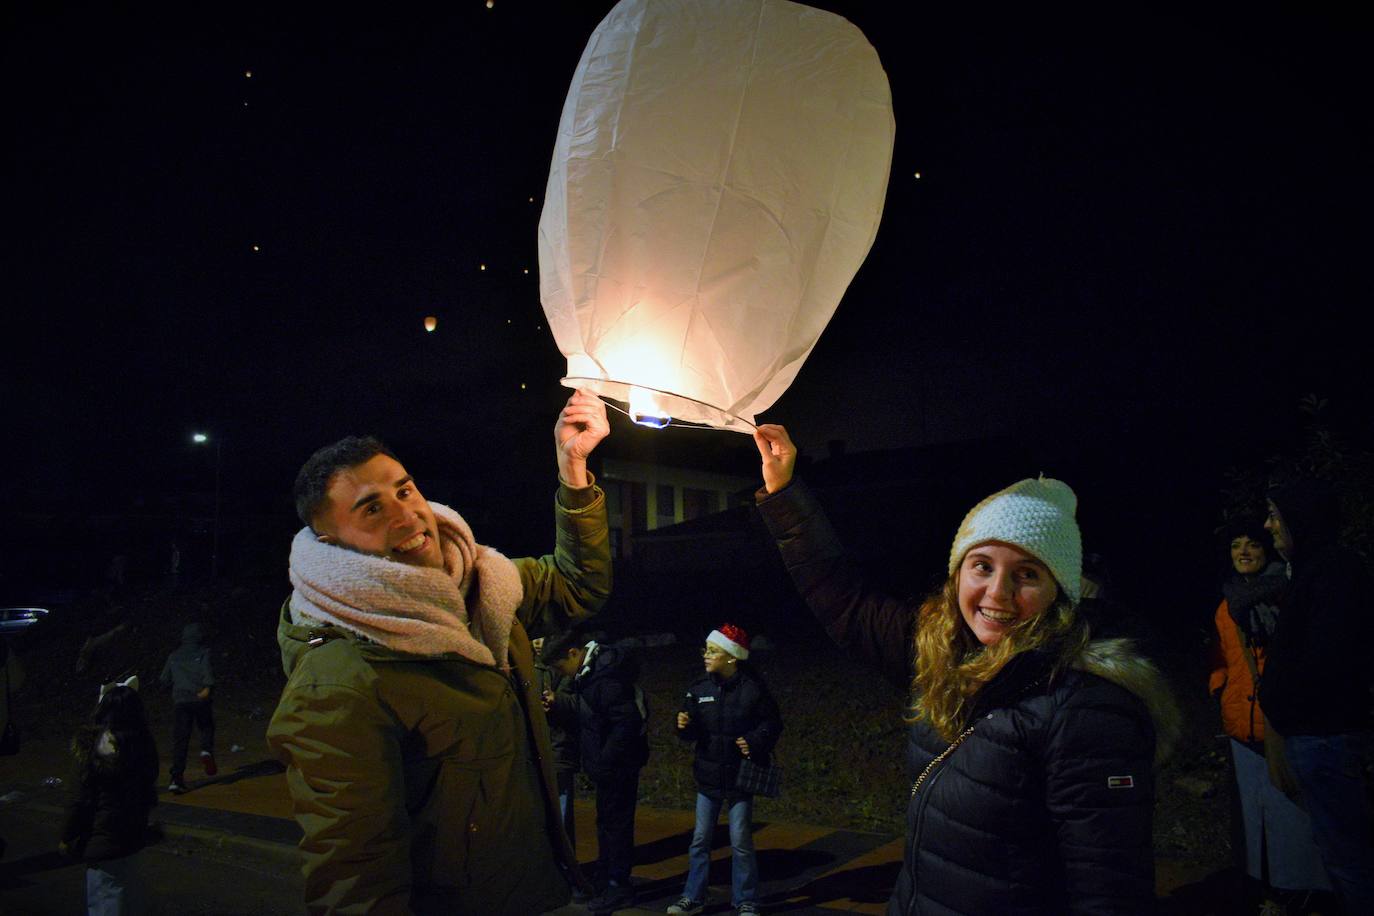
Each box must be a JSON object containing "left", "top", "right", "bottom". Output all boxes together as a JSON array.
[{"left": 191, "top": 433, "right": 222, "bottom": 579}]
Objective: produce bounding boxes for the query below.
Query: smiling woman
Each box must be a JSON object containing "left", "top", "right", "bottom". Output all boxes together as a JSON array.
[
  {"left": 751, "top": 423, "right": 1180, "bottom": 916},
  {"left": 956, "top": 543, "right": 1060, "bottom": 646}
]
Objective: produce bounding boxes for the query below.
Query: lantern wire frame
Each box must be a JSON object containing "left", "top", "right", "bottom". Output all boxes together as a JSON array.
[{"left": 561, "top": 376, "right": 759, "bottom": 433}]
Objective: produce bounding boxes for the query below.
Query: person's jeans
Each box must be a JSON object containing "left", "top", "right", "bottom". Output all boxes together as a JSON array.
[
  {"left": 169, "top": 700, "right": 214, "bottom": 782},
  {"left": 1284, "top": 732, "right": 1374, "bottom": 914},
  {"left": 87, "top": 856, "right": 144, "bottom": 915},
  {"left": 557, "top": 769, "right": 577, "bottom": 849},
  {"left": 1230, "top": 739, "right": 1330, "bottom": 890},
  {"left": 682, "top": 792, "right": 757, "bottom": 906},
  {"left": 593, "top": 772, "right": 639, "bottom": 886}
]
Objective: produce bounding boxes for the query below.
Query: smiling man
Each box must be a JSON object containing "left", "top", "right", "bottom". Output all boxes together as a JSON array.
[{"left": 267, "top": 390, "right": 611, "bottom": 916}]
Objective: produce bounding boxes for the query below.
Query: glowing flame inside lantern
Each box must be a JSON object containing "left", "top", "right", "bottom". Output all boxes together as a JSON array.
[
  {"left": 424, "top": 316, "right": 437, "bottom": 332},
  {"left": 628, "top": 386, "right": 671, "bottom": 429}
]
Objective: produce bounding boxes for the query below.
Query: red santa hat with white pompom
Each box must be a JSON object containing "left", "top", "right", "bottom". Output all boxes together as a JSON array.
[{"left": 706, "top": 623, "right": 750, "bottom": 660}]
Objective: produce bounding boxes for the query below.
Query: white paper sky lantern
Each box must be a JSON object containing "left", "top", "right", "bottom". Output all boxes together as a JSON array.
[{"left": 538, "top": 0, "right": 894, "bottom": 431}]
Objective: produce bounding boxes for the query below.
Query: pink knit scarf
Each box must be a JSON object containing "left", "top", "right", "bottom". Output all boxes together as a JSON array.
[{"left": 288, "top": 502, "right": 523, "bottom": 666}]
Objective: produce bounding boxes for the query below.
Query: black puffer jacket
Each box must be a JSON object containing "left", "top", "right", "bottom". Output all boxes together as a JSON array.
[
  {"left": 572, "top": 643, "right": 650, "bottom": 780},
  {"left": 758, "top": 479, "right": 1179, "bottom": 916},
  {"left": 678, "top": 667, "right": 782, "bottom": 799}
]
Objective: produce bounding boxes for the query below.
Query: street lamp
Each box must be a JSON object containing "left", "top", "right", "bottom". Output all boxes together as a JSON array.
[{"left": 191, "top": 432, "right": 222, "bottom": 579}]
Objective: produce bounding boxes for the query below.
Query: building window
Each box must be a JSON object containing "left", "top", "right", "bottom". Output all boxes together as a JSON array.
[
  {"left": 603, "top": 479, "right": 623, "bottom": 519},
  {"left": 655, "top": 484, "right": 676, "bottom": 528},
  {"left": 629, "top": 481, "right": 647, "bottom": 534},
  {"left": 682, "top": 487, "right": 716, "bottom": 520}
]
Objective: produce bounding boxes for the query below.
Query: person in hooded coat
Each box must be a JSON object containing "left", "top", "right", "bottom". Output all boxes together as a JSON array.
[
  {"left": 543, "top": 627, "right": 650, "bottom": 916},
  {"left": 60, "top": 679, "right": 160, "bottom": 915},
  {"left": 266, "top": 391, "right": 612, "bottom": 916},
  {"left": 1260, "top": 479, "right": 1374, "bottom": 914},
  {"left": 751, "top": 424, "right": 1180, "bottom": 916},
  {"left": 1208, "top": 517, "right": 1330, "bottom": 908},
  {"left": 159, "top": 622, "right": 216, "bottom": 792}
]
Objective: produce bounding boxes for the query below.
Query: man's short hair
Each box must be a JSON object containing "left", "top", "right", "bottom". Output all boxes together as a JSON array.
[
  {"left": 541, "top": 625, "right": 599, "bottom": 662},
  {"left": 293, "top": 435, "right": 398, "bottom": 527}
]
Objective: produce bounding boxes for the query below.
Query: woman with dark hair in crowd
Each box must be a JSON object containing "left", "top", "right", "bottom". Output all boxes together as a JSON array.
[
  {"left": 60, "top": 677, "right": 160, "bottom": 915},
  {"left": 1209, "top": 517, "right": 1331, "bottom": 912},
  {"left": 750, "top": 424, "right": 1179, "bottom": 915}
]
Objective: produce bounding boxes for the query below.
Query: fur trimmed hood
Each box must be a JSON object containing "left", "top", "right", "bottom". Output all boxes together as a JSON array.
[{"left": 1071, "top": 637, "right": 1181, "bottom": 765}]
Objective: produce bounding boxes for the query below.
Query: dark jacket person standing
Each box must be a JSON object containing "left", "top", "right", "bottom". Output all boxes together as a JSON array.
[
  {"left": 536, "top": 636, "right": 582, "bottom": 852},
  {"left": 544, "top": 630, "right": 649, "bottom": 915},
  {"left": 670, "top": 624, "right": 781, "bottom": 916},
  {"left": 266, "top": 390, "right": 612, "bottom": 916},
  {"left": 1260, "top": 479, "right": 1374, "bottom": 913},
  {"left": 160, "top": 622, "right": 216, "bottom": 792}
]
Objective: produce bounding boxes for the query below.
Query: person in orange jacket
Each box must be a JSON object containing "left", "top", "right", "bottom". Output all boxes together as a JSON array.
[{"left": 1208, "top": 518, "right": 1330, "bottom": 911}]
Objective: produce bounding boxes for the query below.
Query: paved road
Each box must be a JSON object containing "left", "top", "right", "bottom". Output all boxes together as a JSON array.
[
  {"left": 0, "top": 796, "right": 298, "bottom": 915},
  {"left": 2, "top": 761, "right": 1229, "bottom": 915},
  {"left": 1, "top": 762, "right": 900, "bottom": 915}
]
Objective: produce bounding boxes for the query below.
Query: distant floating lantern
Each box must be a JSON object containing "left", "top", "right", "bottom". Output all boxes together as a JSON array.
[
  {"left": 487, "top": 0, "right": 494, "bottom": 8},
  {"left": 538, "top": 0, "right": 894, "bottom": 431},
  {"left": 424, "top": 316, "right": 438, "bottom": 332},
  {"left": 251, "top": 244, "right": 260, "bottom": 251},
  {"left": 480, "top": 263, "right": 486, "bottom": 271}
]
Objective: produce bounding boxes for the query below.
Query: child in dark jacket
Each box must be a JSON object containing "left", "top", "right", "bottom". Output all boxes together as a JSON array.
[
  {"left": 670, "top": 624, "right": 782, "bottom": 916},
  {"left": 60, "top": 677, "right": 160, "bottom": 915}
]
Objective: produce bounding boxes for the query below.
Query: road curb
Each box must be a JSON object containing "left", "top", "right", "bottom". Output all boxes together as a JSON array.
[{"left": 154, "top": 818, "right": 301, "bottom": 869}]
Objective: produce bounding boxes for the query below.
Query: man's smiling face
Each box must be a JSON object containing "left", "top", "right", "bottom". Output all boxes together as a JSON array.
[{"left": 312, "top": 454, "right": 444, "bottom": 570}]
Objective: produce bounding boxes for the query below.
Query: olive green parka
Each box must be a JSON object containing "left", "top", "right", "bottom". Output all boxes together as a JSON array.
[{"left": 266, "top": 482, "right": 610, "bottom": 915}]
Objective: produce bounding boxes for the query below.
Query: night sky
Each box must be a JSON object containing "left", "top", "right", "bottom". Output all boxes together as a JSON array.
[{"left": 6, "top": 3, "right": 1369, "bottom": 589}]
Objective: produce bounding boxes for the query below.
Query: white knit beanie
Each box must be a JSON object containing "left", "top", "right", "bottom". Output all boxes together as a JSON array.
[{"left": 948, "top": 476, "right": 1082, "bottom": 602}]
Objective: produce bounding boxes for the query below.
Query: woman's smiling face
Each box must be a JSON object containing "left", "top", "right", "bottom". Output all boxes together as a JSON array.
[
  {"left": 957, "top": 541, "right": 1060, "bottom": 646},
  {"left": 1230, "top": 535, "right": 1267, "bottom": 575}
]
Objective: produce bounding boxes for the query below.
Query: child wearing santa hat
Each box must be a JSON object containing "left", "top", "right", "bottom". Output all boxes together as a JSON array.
[{"left": 670, "top": 623, "right": 782, "bottom": 916}]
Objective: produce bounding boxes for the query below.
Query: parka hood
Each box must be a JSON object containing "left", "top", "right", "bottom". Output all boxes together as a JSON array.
[
  {"left": 274, "top": 597, "right": 358, "bottom": 677},
  {"left": 1072, "top": 637, "right": 1181, "bottom": 765},
  {"left": 578, "top": 642, "right": 639, "bottom": 685}
]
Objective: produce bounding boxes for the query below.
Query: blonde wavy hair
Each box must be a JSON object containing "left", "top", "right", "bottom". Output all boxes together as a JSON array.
[{"left": 908, "top": 573, "right": 1089, "bottom": 741}]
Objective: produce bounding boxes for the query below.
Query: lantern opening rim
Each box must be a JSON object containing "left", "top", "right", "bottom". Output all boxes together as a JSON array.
[{"left": 560, "top": 376, "right": 757, "bottom": 434}]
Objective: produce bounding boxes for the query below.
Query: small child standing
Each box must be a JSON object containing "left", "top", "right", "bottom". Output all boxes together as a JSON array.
[
  {"left": 159, "top": 622, "right": 216, "bottom": 792},
  {"left": 60, "top": 677, "right": 160, "bottom": 915}
]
